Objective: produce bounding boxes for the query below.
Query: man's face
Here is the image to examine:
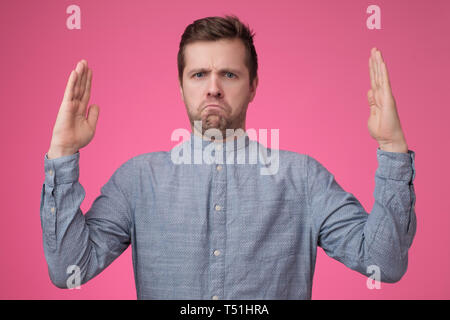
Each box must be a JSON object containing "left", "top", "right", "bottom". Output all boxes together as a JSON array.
[{"left": 179, "top": 38, "right": 258, "bottom": 139}]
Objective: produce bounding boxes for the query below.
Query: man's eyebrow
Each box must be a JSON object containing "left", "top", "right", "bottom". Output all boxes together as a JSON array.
[{"left": 187, "top": 68, "right": 243, "bottom": 76}]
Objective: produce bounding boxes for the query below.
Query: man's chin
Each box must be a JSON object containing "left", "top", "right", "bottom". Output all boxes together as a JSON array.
[
  {"left": 204, "top": 114, "right": 221, "bottom": 127},
  {"left": 196, "top": 115, "right": 229, "bottom": 138}
]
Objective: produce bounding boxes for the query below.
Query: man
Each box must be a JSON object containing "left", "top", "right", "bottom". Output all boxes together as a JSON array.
[{"left": 41, "top": 15, "right": 416, "bottom": 299}]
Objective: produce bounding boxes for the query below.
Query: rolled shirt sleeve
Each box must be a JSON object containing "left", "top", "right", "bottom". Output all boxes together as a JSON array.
[{"left": 308, "top": 148, "right": 416, "bottom": 283}]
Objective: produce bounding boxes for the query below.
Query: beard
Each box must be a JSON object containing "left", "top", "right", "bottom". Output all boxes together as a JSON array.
[
  {"left": 186, "top": 105, "right": 247, "bottom": 140},
  {"left": 200, "top": 111, "right": 230, "bottom": 138}
]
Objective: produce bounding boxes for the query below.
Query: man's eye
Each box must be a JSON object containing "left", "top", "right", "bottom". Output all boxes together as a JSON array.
[{"left": 192, "top": 72, "right": 235, "bottom": 78}]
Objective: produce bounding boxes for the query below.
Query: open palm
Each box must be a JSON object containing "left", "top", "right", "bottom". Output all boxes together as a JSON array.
[
  {"left": 50, "top": 60, "right": 99, "bottom": 153},
  {"left": 367, "top": 48, "right": 406, "bottom": 150}
]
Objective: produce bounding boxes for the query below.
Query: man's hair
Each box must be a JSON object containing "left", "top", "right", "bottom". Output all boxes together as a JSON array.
[{"left": 177, "top": 15, "right": 258, "bottom": 87}]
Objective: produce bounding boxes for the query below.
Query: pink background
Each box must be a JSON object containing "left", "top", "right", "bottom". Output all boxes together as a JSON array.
[{"left": 1, "top": 0, "right": 449, "bottom": 299}]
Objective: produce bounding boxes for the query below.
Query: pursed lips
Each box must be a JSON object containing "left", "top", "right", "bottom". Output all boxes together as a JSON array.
[{"left": 203, "top": 104, "right": 225, "bottom": 112}]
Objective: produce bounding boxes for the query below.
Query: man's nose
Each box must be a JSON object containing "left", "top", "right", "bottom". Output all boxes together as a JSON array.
[{"left": 207, "top": 75, "right": 223, "bottom": 98}]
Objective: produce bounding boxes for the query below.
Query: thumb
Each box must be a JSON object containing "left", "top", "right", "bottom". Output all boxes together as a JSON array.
[
  {"left": 87, "top": 104, "right": 100, "bottom": 129},
  {"left": 367, "top": 89, "right": 376, "bottom": 107},
  {"left": 367, "top": 89, "right": 378, "bottom": 117}
]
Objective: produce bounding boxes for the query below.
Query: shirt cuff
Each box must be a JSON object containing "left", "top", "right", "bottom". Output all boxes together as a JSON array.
[
  {"left": 44, "top": 151, "right": 80, "bottom": 187},
  {"left": 375, "top": 147, "right": 416, "bottom": 182}
]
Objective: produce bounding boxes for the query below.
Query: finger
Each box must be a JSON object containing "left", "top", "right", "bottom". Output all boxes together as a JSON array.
[
  {"left": 378, "top": 51, "right": 390, "bottom": 90},
  {"left": 62, "top": 70, "right": 77, "bottom": 102},
  {"left": 370, "top": 49, "right": 378, "bottom": 87},
  {"left": 87, "top": 104, "right": 100, "bottom": 129},
  {"left": 380, "top": 59, "right": 391, "bottom": 90},
  {"left": 81, "top": 68, "right": 93, "bottom": 108},
  {"left": 79, "top": 60, "right": 89, "bottom": 100},
  {"left": 367, "top": 89, "right": 377, "bottom": 108},
  {"left": 369, "top": 56, "right": 377, "bottom": 91},
  {"left": 378, "top": 49, "right": 385, "bottom": 62},
  {"left": 74, "top": 61, "right": 84, "bottom": 99},
  {"left": 375, "top": 50, "right": 382, "bottom": 87},
  {"left": 370, "top": 104, "right": 378, "bottom": 117}
]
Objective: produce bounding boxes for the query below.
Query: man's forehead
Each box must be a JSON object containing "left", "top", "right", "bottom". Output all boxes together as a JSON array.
[
  {"left": 184, "top": 39, "right": 247, "bottom": 71},
  {"left": 185, "top": 38, "right": 245, "bottom": 53}
]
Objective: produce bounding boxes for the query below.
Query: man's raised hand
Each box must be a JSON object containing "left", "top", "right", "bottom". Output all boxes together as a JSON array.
[
  {"left": 47, "top": 60, "right": 100, "bottom": 159},
  {"left": 367, "top": 47, "right": 408, "bottom": 153}
]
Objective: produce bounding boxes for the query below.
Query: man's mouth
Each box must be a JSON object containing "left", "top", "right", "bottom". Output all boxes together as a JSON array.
[{"left": 203, "top": 104, "right": 226, "bottom": 111}]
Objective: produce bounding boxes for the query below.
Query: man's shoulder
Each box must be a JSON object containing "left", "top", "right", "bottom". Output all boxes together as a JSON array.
[
  {"left": 264, "top": 145, "right": 310, "bottom": 164},
  {"left": 109, "top": 151, "right": 169, "bottom": 173},
  {"left": 277, "top": 147, "right": 308, "bottom": 159},
  {"left": 127, "top": 150, "right": 171, "bottom": 167},
  {"left": 254, "top": 143, "right": 311, "bottom": 177},
  {"left": 264, "top": 146, "right": 334, "bottom": 176}
]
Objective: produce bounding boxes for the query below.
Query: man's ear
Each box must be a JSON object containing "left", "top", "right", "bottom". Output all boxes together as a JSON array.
[
  {"left": 249, "top": 76, "right": 258, "bottom": 103},
  {"left": 179, "top": 81, "right": 184, "bottom": 100}
]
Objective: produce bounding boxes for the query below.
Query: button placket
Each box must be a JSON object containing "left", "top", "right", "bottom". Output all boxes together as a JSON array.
[{"left": 209, "top": 156, "right": 226, "bottom": 300}]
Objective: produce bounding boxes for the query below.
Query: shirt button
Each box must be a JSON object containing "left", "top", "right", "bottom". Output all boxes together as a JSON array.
[
  {"left": 212, "top": 295, "right": 219, "bottom": 300},
  {"left": 215, "top": 204, "right": 221, "bottom": 211},
  {"left": 50, "top": 207, "right": 55, "bottom": 213},
  {"left": 213, "top": 250, "right": 221, "bottom": 256},
  {"left": 48, "top": 169, "right": 54, "bottom": 176},
  {"left": 216, "top": 165, "right": 222, "bottom": 171}
]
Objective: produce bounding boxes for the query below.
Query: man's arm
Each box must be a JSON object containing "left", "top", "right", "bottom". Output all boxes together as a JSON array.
[
  {"left": 307, "top": 47, "right": 416, "bottom": 282},
  {"left": 308, "top": 148, "right": 416, "bottom": 282},
  {"left": 40, "top": 151, "right": 134, "bottom": 288}
]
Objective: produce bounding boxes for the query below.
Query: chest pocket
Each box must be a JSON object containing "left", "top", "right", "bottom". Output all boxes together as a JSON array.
[{"left": 239, "top": 199, "right": 298, "bottom": 261}]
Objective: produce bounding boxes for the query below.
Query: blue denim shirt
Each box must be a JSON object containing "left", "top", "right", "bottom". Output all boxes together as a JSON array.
[{"left": 40, "top": 132, "right": 416, "bottom": 299}]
